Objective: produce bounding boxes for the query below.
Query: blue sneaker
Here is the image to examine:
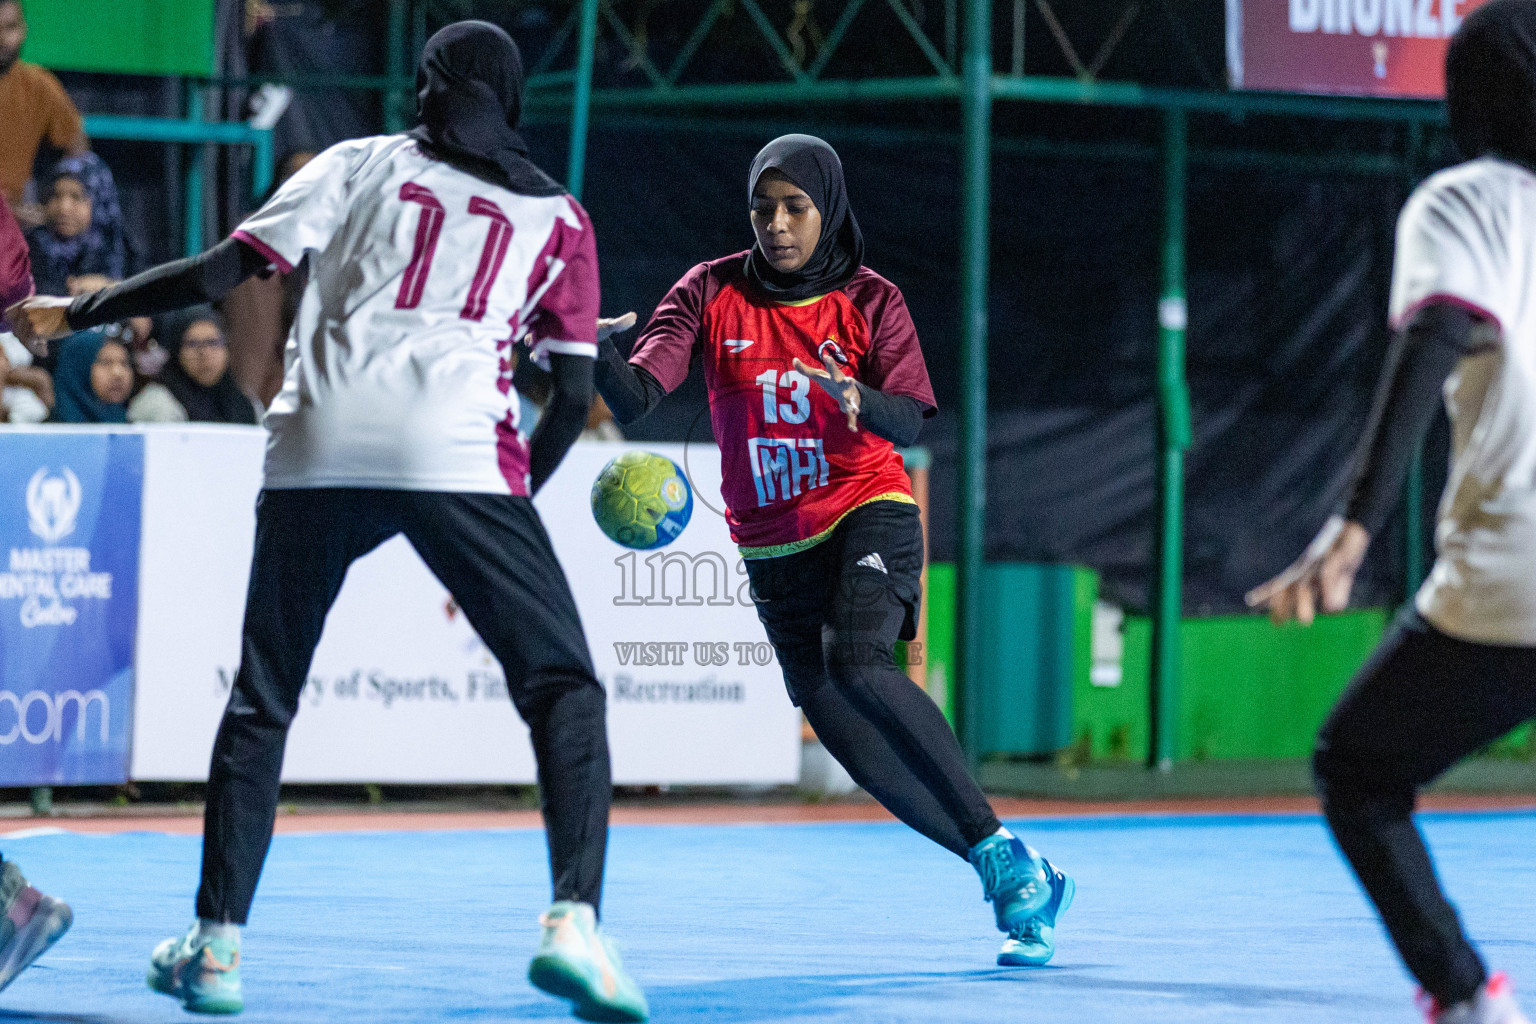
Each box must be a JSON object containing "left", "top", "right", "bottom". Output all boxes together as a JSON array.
[
  {"left": 968, "top": 833, "right": 1052, "bottom": 932},
  {"left": 0, "top": 861, "right": 72, "bottom": 994},
  {"left": 147, "top": 924, "right": 243, "bottom": 1014},
  {"left": 529, "top": 902, "right": 649, "bottom": 1022},
  {"left": 998, "top": 858, "right": 1074, "bottom": 966}
]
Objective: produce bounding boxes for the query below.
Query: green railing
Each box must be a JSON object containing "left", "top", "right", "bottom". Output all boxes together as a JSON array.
[{"left": 82, "top": 112, "right": 274, "bottom": 258}]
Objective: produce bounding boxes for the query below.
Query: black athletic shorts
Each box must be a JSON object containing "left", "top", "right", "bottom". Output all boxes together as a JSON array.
[{"left": 743, "top": 499, "right": 924, "bottom": 705}]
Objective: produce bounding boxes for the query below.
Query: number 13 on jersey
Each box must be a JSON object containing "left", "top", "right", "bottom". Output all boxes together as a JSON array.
[{"left": 756, "top": 369, "right": 811, "bottom": 424}]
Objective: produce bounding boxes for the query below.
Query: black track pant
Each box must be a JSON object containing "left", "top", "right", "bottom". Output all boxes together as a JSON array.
[
  {"left": 197, "top": 488, "right": 610, "bottom": 924},
  {"left": 745, "top": 501, "right": 1002, "bottom": 858},
  {"left": 1314, "top": 609, "right": 1536, "bottom": 1005}
]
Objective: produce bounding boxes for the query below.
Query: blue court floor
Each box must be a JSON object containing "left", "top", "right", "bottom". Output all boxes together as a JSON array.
[{"left": 2, "top": 811, "right": 1533, "bottom": 1023}]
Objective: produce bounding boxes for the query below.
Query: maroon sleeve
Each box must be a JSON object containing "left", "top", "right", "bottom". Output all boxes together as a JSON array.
[
  {"left": 628, "top": 260, "right": 713, "bottom": 393},
  {"left": 0, "top": 199, "right": 34, "bottom": 318},
  {"left": 525, "top": 198, "right": 600, "bottom": 361},
  {"left": 856, "top": 274, "right": 937, "bottom": 415}
]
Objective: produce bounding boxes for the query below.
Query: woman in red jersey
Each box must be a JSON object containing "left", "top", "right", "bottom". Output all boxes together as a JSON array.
[{"left": 595, "top": 134, "right": 1074, "bottom": 966}]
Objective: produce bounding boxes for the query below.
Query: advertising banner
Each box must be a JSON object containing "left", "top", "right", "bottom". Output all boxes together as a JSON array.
[
  {"left": 0, "top": 430, "right": 141, "bottom": 785},
  {"left": 131, "top": 431, "right": 799, "bottom": 784},
  {"left": 1227, "top": 0, "right": 1491, "bottom": 97}
]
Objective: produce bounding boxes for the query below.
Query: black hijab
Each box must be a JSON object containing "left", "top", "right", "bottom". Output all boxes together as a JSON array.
[
  {"left": 157, "top": 307, "right": 258, "bottom": 425},
  {"left": 744, "top": 134, "right": 866, "bottom": 302},
  {"left": 1447, "top": 0, "right": 1536, "bottom": 172},
  {"left": 406, "top": 20, "right": 565, "bottom": 197}
]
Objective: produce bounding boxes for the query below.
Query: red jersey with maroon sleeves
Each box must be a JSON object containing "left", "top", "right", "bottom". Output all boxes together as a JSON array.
[{"left": 630, "top": 252, "right": 936, "bottom": 558}]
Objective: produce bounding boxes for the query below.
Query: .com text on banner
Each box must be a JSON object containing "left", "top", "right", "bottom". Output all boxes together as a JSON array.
[{"left": 0, "top": 429, "right": 141, "bottom": 785}]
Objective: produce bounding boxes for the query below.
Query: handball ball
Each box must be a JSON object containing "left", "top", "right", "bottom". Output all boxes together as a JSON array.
[{"left": 590, "top": 450, "right": 693, "bottom": 549}]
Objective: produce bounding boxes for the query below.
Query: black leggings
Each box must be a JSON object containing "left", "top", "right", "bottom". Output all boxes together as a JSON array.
[
  {"left": 198, "top": 489, "right": 610, "bottom": 924},
  {"left": 1315, "top": 610, "right": 1536, "bottom": 1005},
  {"left": 745, "top": 501, "right": 1001, "bottom": 858}
]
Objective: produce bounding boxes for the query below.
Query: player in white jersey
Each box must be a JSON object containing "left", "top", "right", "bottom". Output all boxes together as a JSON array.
[
  {"left": 1249, "top": 3, "right": 1536, "bottom": 1022},
  {"left": 9, "top": 21, "right": 647, "bottom": 1022}
]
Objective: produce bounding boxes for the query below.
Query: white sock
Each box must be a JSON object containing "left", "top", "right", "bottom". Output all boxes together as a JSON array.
[
  {"left": 994, "top": 826, "right": 1015, "bottom": 841},
  {"left": 195, "top": 919, "right": 240, "bottom": 944}
]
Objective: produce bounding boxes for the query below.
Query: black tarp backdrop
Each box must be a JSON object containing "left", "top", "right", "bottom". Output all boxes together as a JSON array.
[{"left": 47, "top": 0, "right": 1459, "bottom": 615}]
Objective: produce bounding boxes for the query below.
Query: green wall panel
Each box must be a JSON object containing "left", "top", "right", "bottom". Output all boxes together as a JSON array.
[
  {"left": 1072, "top": 612, "right": 1151, "bottom": 763},
  {"left": 971, "top": 563, "right": 1090, "bottom": 757},
  {"left": 21, "top": 0, "right": 215, "bottom": 76},
  {"left": 924, "top": 561, "right": 956, "bottom": 723},
  {"left": 926, "top": 561, "right": 1092, "bottom": 756},
  {"left": 1179, "top": 611, "right": 1386, "bottom": 759},
  {"left": 929, "top": 561, "right": 1389, "bottom": 763},
  {"left": 1072, "top": 608, "right": 1387, "bottom": 762}
]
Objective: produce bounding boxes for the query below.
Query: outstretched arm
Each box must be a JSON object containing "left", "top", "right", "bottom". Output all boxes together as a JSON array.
[
  {"left": 1247, "top": 301, "right": 1482, "bottom": 624},
  {"left": 593, "top": 312, "right": 671, "bottom": 425},
  {"left": 6, "top": 238, "right": 273, "bottom": 354}
]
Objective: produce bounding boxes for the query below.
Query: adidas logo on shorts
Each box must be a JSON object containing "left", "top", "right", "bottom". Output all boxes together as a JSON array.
[{"left": 856, "top": 553, "right": 888, "bottom": 574}]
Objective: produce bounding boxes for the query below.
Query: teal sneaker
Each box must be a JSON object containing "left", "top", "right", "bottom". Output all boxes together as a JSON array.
[
  {"left": 528, "top": 902, "right": 649, "bottom": 1023},
  {"left": 147, "top": 924, "right": 243, "bottom": 1015},
  {"left": 998, "top": 858, "right": 1074, "bottom": 966},
  {"left": 968, "top": 833, "right": 1052, "bottom": 932},
  {"left": 0, "top": 861, "right": 72, "bottom": 994}
]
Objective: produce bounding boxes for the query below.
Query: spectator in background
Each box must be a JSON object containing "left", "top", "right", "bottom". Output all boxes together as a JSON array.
[
  {"left": 0, "top": 0, "right": 87, "bottom": 226},
  {"left": 145, "top": 307, "right": 258, "bottom": 424},
  {"left": 27, "top": 155, "right": 124, "bottom": 296},
  {"left": 50, "top": 328, "right": 130, "bottom": 423},
  {"left": 123, "top": 314, "right": 167, "bottom": 378},
  {"left": 0, "top": 334, "right": 49, "bottom": 422}
]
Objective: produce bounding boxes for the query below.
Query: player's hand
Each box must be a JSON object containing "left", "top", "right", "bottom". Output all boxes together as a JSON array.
[
  {"left": 4, "top": 296, "right": 74, "bottom": 358},
  {"left": 794, "top": 353, "right": 860, "bottom": 432},
  {"left": 1245, "top": 515, "right": 1371, "bottom": 626},
  {"left": 597, "top": 312, "right": 637, "bottom": 341}
]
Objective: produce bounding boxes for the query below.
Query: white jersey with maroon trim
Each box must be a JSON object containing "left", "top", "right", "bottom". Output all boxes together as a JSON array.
[
  {"left": 233, "top": 134, "right": 600, "bottom": 496},
  {"left": 1389, "top": 156, "right": 1536, "bottom": 644}
]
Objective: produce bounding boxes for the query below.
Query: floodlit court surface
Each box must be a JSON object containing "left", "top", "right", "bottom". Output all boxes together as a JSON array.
[{"left": 5, "top": 798, "right": 1536, "bottom": 1023}]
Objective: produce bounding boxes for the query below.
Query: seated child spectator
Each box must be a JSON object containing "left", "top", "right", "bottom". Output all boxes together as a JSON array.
[
  {"left": 142, "top": 308, "right": 258, "bottom": 424},
  {"left": 26, "top": 154, "right": 126, "bottom": 299},
  {"left": 50, "top": 328, "right": 130, "bottom": 423}
]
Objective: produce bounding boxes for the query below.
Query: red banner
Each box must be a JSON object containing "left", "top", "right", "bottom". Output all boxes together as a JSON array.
[{"left": 1228, "top": 0, "right": 1491, "bottom": 98}]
